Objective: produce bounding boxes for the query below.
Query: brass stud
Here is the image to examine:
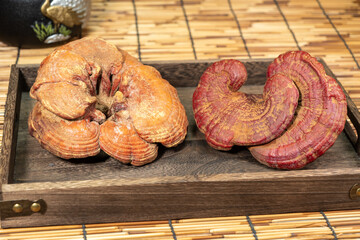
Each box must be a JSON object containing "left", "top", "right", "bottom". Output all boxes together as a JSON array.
[
  {"left": 31, "top": 202, "right": 41, "bottom": 213},
  {"left": 357, "top": 188, "right": 360, "bottom": 197},
  {"left": 350, "top": 183, "right": 360, "bottom": 200},
  {"left": 12, "top": 203, "right": 23, "bottom": 213}
]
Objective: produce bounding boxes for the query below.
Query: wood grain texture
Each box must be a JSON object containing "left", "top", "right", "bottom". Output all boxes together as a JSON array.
[
  {"left": 322, "top": 59, "right": 360, "bottom": 155},
  {"left": 0, "top": 65, "right": 22, "bottom": 186},
  {"left": 1, "top": 60, "right": 360, "bottom": 228},
  {"left": 2, "top": 174, "right": 360, "bottom": 228},
  {"left": 10, "top": 62, "right": 360, "bottom": 183},
  {"left": 0, "top": 0, "right": 359, "bottom": 236},
  {"left": 136, "top": 0, "right": 195, "bottom": 60}
]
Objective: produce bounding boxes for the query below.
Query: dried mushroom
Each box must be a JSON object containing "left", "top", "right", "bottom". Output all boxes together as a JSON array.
[
  {"left": 249, "top": 51, "right": 347, "bottom": 169},
  {"left": 29, "top": 102, "right": 100, "bottom": 159},
  {"left": 99, "top": 111, "right": 158, "bottom": 166},
  {"left": 192, "top": 59, "right": 299, "bottom": 150},
  {"left": 29, "top": 37, "right": 188, "bottom": 166}
]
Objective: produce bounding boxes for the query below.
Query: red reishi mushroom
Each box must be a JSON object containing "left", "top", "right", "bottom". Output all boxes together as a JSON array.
[
  {"left": 249, "top": 51, "right": 347, "bottom": 169},
  {"left": 192, "top": 59, "right": 299, "bottom": 150}
]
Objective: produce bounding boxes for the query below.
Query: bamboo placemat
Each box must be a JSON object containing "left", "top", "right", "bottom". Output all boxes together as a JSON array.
[
  {"left": 0, "top": 210, "right": 360, "bottom": 239},
  {"left": 1, "top": 0, "right": 360, "bottom": 239}
]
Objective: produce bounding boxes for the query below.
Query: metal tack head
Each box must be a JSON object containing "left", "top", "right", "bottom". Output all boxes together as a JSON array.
[
  {"left": 0, "top": 199, "right": 47, "bottom": 219},
  {"left": 30, "top": 202, "right": 41, "bottom": 213},
  {"left": 350, "top": 183, "right": 360, "bottom": 200},
  {"left": 12, "top": 203, "right": 23, "bottom": 213}
]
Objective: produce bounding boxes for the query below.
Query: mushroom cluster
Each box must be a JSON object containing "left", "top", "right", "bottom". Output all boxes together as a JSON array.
[
  {"left": 29, "top": 37, "right": 188, "bottom": 166},
  {"left": 193, "top": 51, "right": 347, "bottom": 169}
]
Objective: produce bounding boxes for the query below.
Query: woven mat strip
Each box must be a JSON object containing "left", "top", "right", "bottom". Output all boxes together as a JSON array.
[
  {"left": 1, "top": 210, "right": 360, "bottom": 239},
  {"left": 0, "top": 0, "right": 359, "bottom": 238},
  {"left": 316, "top": 0, "right": 360, "bottom": 70},
  {"left": 321, "top": 211, "right": 338, "bottom": 240},
  {"left": 227, "top": 0, "right": 251, "bottom": 59},
  {"left": 82, "top": 224, "right": 87, "bottom": 240},
  {"left": 246, "top": 215, "right": 258, "bottom": 240},
  {"left": 273, "top": 0, "right": 302, "bottom": 51},
  {"left": 132, "top": 0, "right": 142, "bottom": 61},
  {"left": 180, "top": 0, "right": 197, "bottom": 60},
  {"left": 168, "top": 220, "right": 177, "bottom": 240}
]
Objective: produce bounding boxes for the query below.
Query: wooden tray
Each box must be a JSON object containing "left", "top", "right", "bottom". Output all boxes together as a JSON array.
[{"left": 1, "top": 60, "right": 360, "bottom": 228}]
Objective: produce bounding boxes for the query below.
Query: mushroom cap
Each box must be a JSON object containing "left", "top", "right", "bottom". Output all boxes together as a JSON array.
[
  {"left": 99, "top": 111, "right": 158, "bottom": 166},
  {"left": 192, "top": 59, "right": 299, "bottom": 150},
  {"left": 28, "top": 102, "right": 100, "bottom": 159},
  {"left": 249, "top": 51, "right": 347, "bottom": 169},
  {"left": 30, "top": 50, "right": 96, "bottom": 120},
  {"left": 29, "top": 37, "right": 188, "bottom": 166},
  {"left": 121, "top": 63, "right": 188, "bottom": 148}
]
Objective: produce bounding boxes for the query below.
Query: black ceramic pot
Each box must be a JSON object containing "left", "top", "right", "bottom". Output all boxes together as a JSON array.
[{"left": 0, "top": 0, "right": 90, "bottom": 48}]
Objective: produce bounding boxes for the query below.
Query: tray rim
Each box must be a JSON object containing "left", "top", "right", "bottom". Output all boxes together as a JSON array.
[
  {"left": 1, "top": 59, "right": 360, "bottom": 228},
  {"left": 2, "top": 59, "right": 360, "bottom": 187},
  {"left": 3, "top": 167, "right": 360, "bottom": 191}
]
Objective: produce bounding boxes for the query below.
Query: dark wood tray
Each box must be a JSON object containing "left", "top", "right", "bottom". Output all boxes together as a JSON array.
[{"left": 1, "top": 59, "right": 360, "bottom": 228}]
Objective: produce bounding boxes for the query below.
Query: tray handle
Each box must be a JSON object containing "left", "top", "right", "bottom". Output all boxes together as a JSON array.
[
  {"left": 344, "top": 94, "right": 360, "bottom": 156},
  {"left": 320, "top": 58, "right": 360, "bottom": 156}
]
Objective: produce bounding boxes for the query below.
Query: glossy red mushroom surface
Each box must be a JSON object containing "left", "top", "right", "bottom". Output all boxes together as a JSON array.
[
  {"left": 192, "top": 59, "right": 299, "bottom": 150},
  {"left": 249, "top": 51, "right": 347, "bottom": 169}
]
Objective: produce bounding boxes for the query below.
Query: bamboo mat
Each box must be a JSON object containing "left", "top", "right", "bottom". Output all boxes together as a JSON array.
[
  {"left": 1, "top": 211, "right": 360, "bottom": 239},
  {"left": 1, "top": 0, "right": 360, "bottom": 239}
]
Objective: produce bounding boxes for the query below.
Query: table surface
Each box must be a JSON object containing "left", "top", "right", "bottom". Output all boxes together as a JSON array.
[{"left": 1, "top": 0, "right": 360, "bottom": 239}]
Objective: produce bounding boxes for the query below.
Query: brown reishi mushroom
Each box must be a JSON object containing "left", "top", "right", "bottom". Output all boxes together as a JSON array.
[
  {"left": 28, "top": 102, "right": 101, "bottom": 159},
  {"left": 29, "top": 37, "right": 188, "bottom": 166},
  {"left": 249, "top": 51, "right": 347, "bottom": 169},
  {"left": 99, "top": 111, "right": 158, "bottom": 166},
  {"left": 192, "top": 59, "right": 299, "bottom": 150}
]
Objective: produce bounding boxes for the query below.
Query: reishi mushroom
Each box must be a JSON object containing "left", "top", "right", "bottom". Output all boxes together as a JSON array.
[
  {"left": 29, "top": 102, "right": 100, "bottom": 159},
  {"left": 193, "top": 51, "right": 347, "bottom": 170},
  {"left": 29, "top": 37, "right": 188, "bottom": 166},
  {"left": 249, "top": 51, "right": 347, "bottom": 169},
  {"left": 192, "top": 59, "right": 300, "bottom": 150}
]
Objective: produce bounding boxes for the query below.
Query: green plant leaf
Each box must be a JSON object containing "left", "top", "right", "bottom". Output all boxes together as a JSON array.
[
  {"left": 31, "top": 21, "right": 55, "bottom": 42},
  {"left": 45, "top": 23, "right": 55, "bottom": 35},
  {"left": 59, "top": 25, "right": 72, "bottom": 36}
]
